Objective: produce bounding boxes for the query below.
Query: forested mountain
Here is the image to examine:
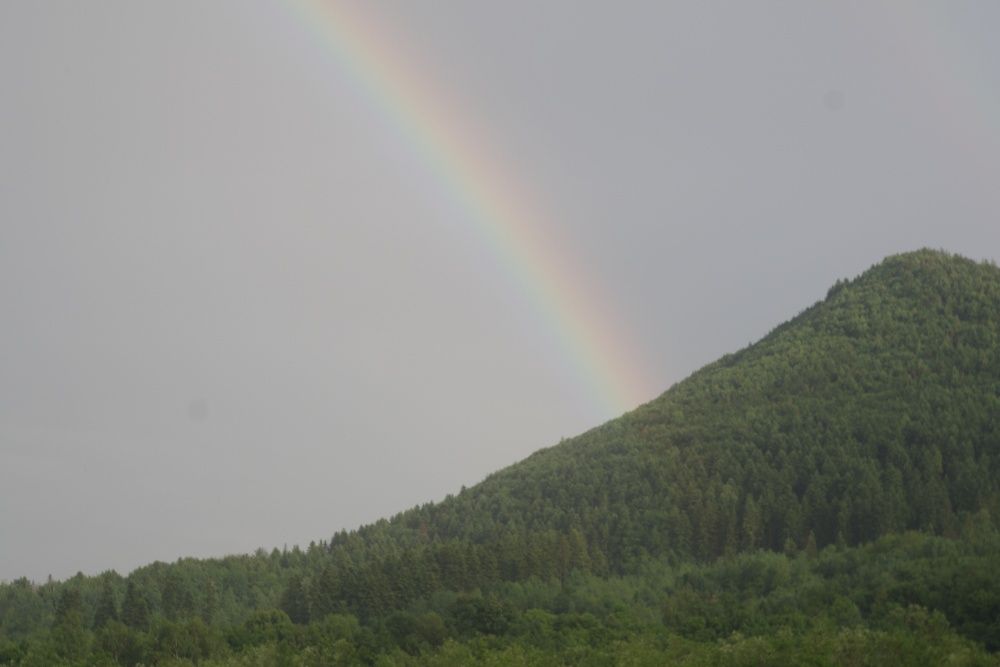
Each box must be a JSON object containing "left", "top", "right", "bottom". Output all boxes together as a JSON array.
[
  {"left": 418, "top": 246, "right": 1000, "bottom": 558},
  {"left": 2, "top": 249, "right": 999, "bottom": 665}
]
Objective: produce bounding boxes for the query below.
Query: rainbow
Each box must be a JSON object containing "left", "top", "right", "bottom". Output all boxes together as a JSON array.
[{"left": 284, "top": 1, "right": 655, "bottom": 416}]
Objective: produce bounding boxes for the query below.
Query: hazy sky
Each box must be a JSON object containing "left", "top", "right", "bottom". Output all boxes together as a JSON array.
[{"left": 2, "top": 1, "right": 999, "bottom": 582}]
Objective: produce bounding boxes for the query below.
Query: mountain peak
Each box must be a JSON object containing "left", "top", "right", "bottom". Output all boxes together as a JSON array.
[{"left": 437, "top": 249, "right": 1000, "bottom": 562}]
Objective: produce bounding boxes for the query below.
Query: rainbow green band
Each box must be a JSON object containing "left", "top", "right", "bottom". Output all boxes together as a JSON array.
[{"left": 285, "top": 1, "right": 654, "bottom": 416}]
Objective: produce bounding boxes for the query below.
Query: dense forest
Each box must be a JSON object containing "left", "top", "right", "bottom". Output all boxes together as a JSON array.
[{"left": 2, "top": 249, "right": 999, "bottom": 665}]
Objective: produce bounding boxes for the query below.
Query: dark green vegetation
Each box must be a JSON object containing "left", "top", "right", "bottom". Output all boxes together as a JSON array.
[{"left": 2, "top": 249, "right": 999, "bottom": 665}]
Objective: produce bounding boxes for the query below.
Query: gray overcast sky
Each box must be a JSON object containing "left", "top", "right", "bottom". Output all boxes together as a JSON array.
[{"left": 2, "top": 1, "right": 998, "bottom": 581}]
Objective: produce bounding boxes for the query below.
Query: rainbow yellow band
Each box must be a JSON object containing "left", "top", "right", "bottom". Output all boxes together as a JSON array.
[{"left": 285, "top": 0, "right": 654, "bottom": 415}]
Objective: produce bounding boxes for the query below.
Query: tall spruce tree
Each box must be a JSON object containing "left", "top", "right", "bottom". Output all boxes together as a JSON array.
[
  {"left": 121, "top": 580, "right": 150, "bottom": 631},
  {"left": 92, "top": 579, "right": 119, "bottom": 630},
  {"left": 280, "top": 574, "right": 310, "bottom": 624}
]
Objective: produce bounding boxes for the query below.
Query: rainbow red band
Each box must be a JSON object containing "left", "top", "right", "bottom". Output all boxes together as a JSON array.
[{"left": 286, "top": 0, "right": 654, "bottom": 415}]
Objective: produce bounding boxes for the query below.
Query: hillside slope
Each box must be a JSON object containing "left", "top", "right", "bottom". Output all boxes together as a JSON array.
[{"left": 348, "top": 249, "right": 1000, "bottom": 566}]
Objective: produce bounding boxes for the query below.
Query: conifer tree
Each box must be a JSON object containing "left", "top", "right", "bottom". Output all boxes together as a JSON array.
[
  {"left": 280, "top": 574, "right": 309, "bottom": 624},
  {"left": 92, "top": 579, "right": 119, "bottom": 630},
  {"left": 201, "top": 578, "right": 219, "bottom": 624},
  {"left": 52, "top": 587, "right": 87, "bottom": 660},
  {"left": 121, "top": 580, "right": 150, "bottom": 631}
]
